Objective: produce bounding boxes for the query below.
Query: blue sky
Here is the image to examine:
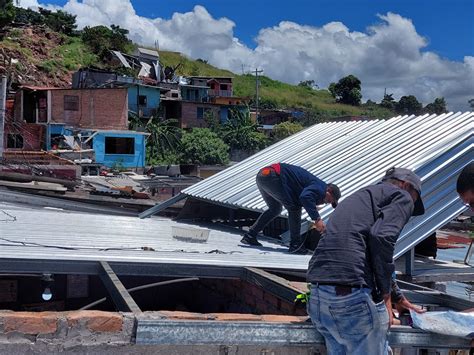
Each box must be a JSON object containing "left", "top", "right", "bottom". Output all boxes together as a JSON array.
[
  {"left": 18, "top": 0, "right": 474, "bottom": 109},
  {"left": 40, "top": 0, "right": 474, "bottom": 61}
]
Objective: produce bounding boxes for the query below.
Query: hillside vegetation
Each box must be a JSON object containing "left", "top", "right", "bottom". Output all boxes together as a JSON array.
[
  {"left": 0, "top": 24, "right": 393, "bottom": 120},
  {"left": 158, "top": 50, "right": 394, "bottom": 120}
]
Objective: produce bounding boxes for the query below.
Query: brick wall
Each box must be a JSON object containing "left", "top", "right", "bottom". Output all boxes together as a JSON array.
[
  {"left": 180, "top": 102, "right": 219, "bottom": 128},
  {"left": 0, "top": 310, "right": 134, "bottom": 347},
  {"left": 201, "top": 279, "right": 307, "bottom": 316},
  {"left": 4, "top": 121, "right": 44, "bottom": 151},
  {"left": 50, "top": 88, "right": 128, "bottom": 130}
]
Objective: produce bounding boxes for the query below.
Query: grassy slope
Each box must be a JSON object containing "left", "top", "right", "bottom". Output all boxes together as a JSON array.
[
  {"left": 158, "top": 50, "right": 394, "bottom": 119},
  {"left": 0, "top": 26, "right": 392, "bottom": 120},
  {"left": 0, "top": 28, "right": 98, "bottom": 86}
]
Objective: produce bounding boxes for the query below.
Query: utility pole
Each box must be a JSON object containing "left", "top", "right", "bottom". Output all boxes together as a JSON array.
[
  {"left": 0, "top": 76, "right": 7, "bottom": 159},
  {"left": 254, "top": 68, "right": 263, "bottom": 122}
]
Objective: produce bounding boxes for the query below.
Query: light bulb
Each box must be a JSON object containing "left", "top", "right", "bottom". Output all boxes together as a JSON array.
[{"left": 42, "top": 287, "right": 52, "bottom": 301}]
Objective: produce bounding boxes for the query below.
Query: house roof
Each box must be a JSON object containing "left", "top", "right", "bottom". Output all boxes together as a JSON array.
[
  {"left": 135, "top": 47, "right": 159, "bottom": 58},
  {"left": 182, "top": 112, "right": 473, "bottom": 259},
  {"left": 21, "top": 85, "right": 61, "bottom": 91},
  {"left": 0, "top": 199, "right": 310, "bottom": 271},
  {"left": 93, "top": 129, "right": 150, "bottom": 136}
]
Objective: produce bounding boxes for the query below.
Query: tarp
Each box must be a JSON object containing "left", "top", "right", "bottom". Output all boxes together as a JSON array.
[{"left": 410, "top": 310, "right": 474, "bottom": 338}]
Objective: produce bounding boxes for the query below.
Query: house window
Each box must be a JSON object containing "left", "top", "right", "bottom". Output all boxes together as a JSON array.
[
  {"left": 171, "top": 92, "right": 179, "bottom": 98},
  {"left": 197, "top": 107, "right": 204, "bottom": 119},
  {"left": 210, "top": 83, "right": 216, "bottom": 89},
  {"left": 105, "top": 137, "right": 135, "bottom": 155},
  {"left": 138, "top": 95, "right": 147, "bottom": 106},
  {"left": 220, "top": 84, "right": 227, "bottom": 90},
  {"left": 7, "top": 134, "right": 23, "bottom": 149},
  {"left": 197, "top": 107, "right": 211, "bottom": 119},
  {"left": 64, "top": 95, "right": 79, "bottom": 111}
]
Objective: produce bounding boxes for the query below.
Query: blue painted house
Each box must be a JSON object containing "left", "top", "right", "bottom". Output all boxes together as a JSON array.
[
  {"left": 92, "top": 130, "right": 149, "bottom": 168},
  {"left": 128, "top": 84, "right": 161, "bottom": 118},
  {"left": 180, "top": 84, "right": 209, "bottom": 102},
  {"left": 46, "top": 125, "right": 149, "bottom": 168}
]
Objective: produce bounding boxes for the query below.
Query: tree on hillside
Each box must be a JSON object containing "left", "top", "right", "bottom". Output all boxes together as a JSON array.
[
  {"left": 179, "top": 129, "right": 229, "bottom": 165},
  {"left": 82, "top": 24, "right": 134, "bottom": 61},
  {"left": 424, "top": 97, "right": 447, "bottom": 115},
  {"left": 221, "top": 108, "right": 267, "bottom": 152},
  {"left": 0, "top": 0, "right": 16, "bottom": 29},
  {"left": 38, "top": 8, "right": 76, "bottom": 35},
  {"left": 129, "top": 113, "right": 182, "bottom": 165},
  {"left": 14, "top": 7, "right": 43, "bottom": 25},
  {"left": 468, "top": 99, "right": 474, "bottom": 110},
  {"left": 328, "top": 75, "right": 362, "bottom": 106},
  {"left": 256, "top": 97, "right": 278, "bottom": 110},
  {"left": 380, "top": 93, "right": 396, "bottom": 110},
  {"left": 298, "top": 80, "right": 318, "bottom": 90},
  {"left": 272, "top": 121, "right": 304, "bottom": 142},
  {"left": 396, "top": 95, "right": 423, "bottom": 115}
]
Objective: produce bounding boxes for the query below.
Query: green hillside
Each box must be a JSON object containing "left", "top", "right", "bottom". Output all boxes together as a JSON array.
[
  {"left": 0, "top": 22, "right": 393, "bottom": 121},
  {"left": 159, "top": 50, "right": 393, "bottom": 120}
]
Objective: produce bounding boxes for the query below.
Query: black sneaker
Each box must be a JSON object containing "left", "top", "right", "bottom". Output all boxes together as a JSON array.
[{"left": 240, "top": 234, "right": 262, "bottom": 246}]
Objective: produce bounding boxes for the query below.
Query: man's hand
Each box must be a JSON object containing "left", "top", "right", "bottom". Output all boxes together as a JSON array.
[
  {"left": 312, "top": 219, "right": 325, "bottom": 233},
  {"left": 394, "top": 297, "right": 426, "bottom": 314}
]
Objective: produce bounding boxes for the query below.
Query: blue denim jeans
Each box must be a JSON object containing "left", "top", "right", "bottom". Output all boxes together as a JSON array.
[{"left": 308, "top": 285, "right": 390, "bottom": 355}]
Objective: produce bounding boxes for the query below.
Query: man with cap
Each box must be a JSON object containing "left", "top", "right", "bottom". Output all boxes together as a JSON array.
[
  {"left": 240, "top": 162, "right": 340, "bottom": 254},
  {"left": 307, "top": 167, "right": 425, "bottom": 354}
]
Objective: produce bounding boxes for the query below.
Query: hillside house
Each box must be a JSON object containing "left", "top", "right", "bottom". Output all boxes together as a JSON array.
[
  {"left": 162, "top": 76, "right": 248, "bottom": 128},
  {"left": 73, "top": 68, "right": 164, "bottom": 119},
  {"left": 161, "top": 99, "right": 249, "bottom": 128},
  {"left": 188, "top": 76, "right": 233, "bottom": 97},
  {"left": 5, "top": 86, "right": 149, "bottom": 168}
]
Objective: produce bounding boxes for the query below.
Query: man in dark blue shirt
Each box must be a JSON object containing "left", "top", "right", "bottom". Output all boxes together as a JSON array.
[
  {"left": 307, "top": 167, "right": 425, "bottom": 354},
  {"left": 241, "top": 163, "right": 341, "bottom": 254}
]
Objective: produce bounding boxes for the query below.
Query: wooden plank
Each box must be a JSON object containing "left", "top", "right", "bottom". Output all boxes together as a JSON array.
[
  {"left": 138, "top": 193, "right": 186, "bottom": 218},
  {"left": 99, "top": 261, "right": 141, "bottom": 313}
]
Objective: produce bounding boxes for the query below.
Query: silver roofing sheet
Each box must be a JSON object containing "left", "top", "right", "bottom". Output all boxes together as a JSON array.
[
  {"left": 183, "top": 112, "right": 474, "bottom": 258},
  {"left": 0, "top": 201, "right": 310, "bottom": 270}
]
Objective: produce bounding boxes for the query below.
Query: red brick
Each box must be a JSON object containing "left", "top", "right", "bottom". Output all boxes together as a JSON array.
[
  {"left": 2, "top": 312, "right": 57, "bottom": 335},
  {"left": 180, "top": 102, "right": 216, "bottom": 128},
  {"left": 260, "top": 315, "right": 308, "bottom": 323},
  {"left": 280, "top": 300, "right": 296, "bottom": 315},
  {"left": 255, "top": 299, "right": 274, "bottom": 314},
  {"left": 211, "top": 313, "right": 262, "bottom": 322},
  {"left": 158, "top": 311, "right": 213, "bottom": 320},
  {"left": 248, "top": 284, "right": 264, "bottom": 300},
  {"left": 243, "top": 292, "right": 257, "bottom": 308},
  {"left": 262, "top": 292, "right": 280, "bottom": 309},
  {"left": 67, "top": 311, "right": 122, "bottom": 332},
  {"left": 50, "top": 88, "right": 128, "bottom": 130},
  {"left": 289, "top": 282, "right": 310, "bottom": 293}
]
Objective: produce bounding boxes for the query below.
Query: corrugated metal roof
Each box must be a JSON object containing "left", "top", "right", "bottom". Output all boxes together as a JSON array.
[
  {"left": 0, "top": 201, "right": 310, "bottom": 270},
  {"left": 183, "top": 112, "right": 473, "bottom": 259}
]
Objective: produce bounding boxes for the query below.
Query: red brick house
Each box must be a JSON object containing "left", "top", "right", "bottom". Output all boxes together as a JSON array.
[
  {"left": 188, "top": 76, "right": 233, "bottom": 97},
  {"left": 6, "top": 86, "right": 128, "bottom": 151}
]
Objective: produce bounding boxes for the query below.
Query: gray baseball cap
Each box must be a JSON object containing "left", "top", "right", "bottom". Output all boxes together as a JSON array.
[{"left": 382, "top": 167, "right": 425, "bottom": 216}]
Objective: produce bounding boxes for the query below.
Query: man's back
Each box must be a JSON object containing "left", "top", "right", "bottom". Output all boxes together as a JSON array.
[
  {"left": 307, "top": 182, "right": 413, "bottom": 289},
  {"left": 279, "top": 163, "right": 326, "bottom": 208}
]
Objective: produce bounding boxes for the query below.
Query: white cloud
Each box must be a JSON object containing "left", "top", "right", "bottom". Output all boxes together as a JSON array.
[{"left": 17, "top": 1, "right": 474, "bottom": 110}]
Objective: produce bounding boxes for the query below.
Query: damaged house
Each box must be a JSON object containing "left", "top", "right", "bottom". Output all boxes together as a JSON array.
[
  {"left": 162, "top": 76, "right": 250, "bottom": 128},
  {"left": 5, "top": 86, "right": 148, "bottom": 169}
]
